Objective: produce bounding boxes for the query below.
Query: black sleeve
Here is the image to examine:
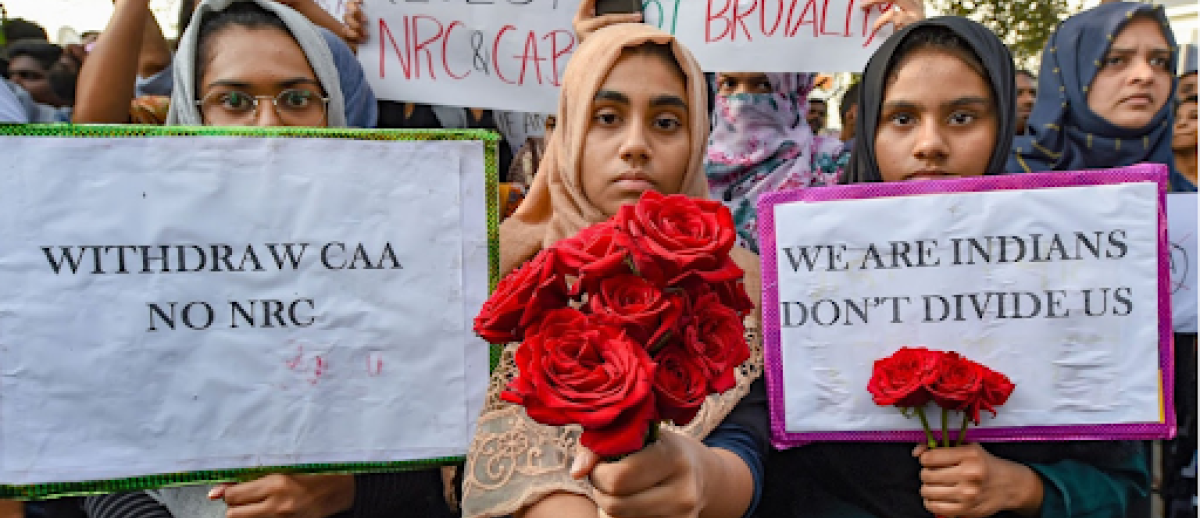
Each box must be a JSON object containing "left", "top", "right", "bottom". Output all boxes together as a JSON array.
[
  {"left": 344, "top": 470, "right": 457, "bottom": 518},
  {"left": 720, "top": 378, "right": 770, "bottom": 449},
  {"left": 81, "top": 493, "right": 174, "bottom": 518}
]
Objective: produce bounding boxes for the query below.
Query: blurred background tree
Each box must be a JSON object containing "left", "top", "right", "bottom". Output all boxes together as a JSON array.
[{"left": 930, "top": 0, "right": 1081, "bottom": 69}]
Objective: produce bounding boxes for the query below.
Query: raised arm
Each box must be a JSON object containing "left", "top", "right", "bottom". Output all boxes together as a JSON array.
[
  {"left": 271, "top": 0, "right": 356, "bottom": 47},
  {"left": 73, "top": 0, "right": 152, "bottom": 123},
  {"left": 136, "top": 5, "right": 173, "bottom": 81}
]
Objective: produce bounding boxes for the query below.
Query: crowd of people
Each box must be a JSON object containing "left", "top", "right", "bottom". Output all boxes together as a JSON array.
[{"left": 0, "top": 0, "right": 1197, "bottom": 517}]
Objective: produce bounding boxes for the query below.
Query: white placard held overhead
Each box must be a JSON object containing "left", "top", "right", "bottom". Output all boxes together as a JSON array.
[{"left": 356, "top": 0, "right": 889, "bottom": 112}]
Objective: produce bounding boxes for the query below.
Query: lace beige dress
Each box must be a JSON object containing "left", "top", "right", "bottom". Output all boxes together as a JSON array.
[{"left": 461, "top": 319, "right": 764, "bottom": 518}]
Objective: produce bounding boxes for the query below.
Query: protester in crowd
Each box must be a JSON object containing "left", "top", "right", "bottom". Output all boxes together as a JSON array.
[
  {"left": 806, "top": 97, "right": 828, "bottom": 134},
  {"left": 705, "top": 72, "right": 849, "bottom": 252},
  {"left": 65, "top": 2, "right": 444, "bottom": 517},
  {"left": 1180, "top": 71, "right": 1197, "bottom": 101},
  {"left": 5, "top": 40, "right": 69, "bottom": 106},
  {"left": 74, "top": 0, "right": 376, "bottom": 127},
  {"left": 754, "top": 18, "right": 1152, "bottom": 518},
  {"left": 501, "top": 115, "right": 556, "bottom": 220},
  {"left": 839, "top": 81, "right": 861, "bottom": 145},
  {"left": 1009, "top": 3, "right": 1178, "bottom": 181},
  {"left": 1172, "top": 96, "right": 1197, "bottom": 191},
  {"left": 0, "top": 76, "right": 27, "bottom": 122},
  {"left": 1015, "top": 69, "right": 1036, "bottom": 135},
  {"left": 1, "top": 17, "right": 49, "bottom": 45},
  {"left": 460, "top": 23, "right": 770, "bottom": 518}
]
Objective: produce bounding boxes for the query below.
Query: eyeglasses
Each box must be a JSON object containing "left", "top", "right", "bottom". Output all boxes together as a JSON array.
[{"left": 196, "top": 89, "right": 329, "bottom": 126}]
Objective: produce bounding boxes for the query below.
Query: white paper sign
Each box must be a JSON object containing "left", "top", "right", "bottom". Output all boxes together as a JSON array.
[
  {"left": 773, "top": 183, "right": 1162, "bottom": 434},
  {"left": 0, "top": 136, "right": 491, "bottom": 485},
  {"left": 357, "top": 0, "right": 889, "bottom": 112},
  {"left": 1168, "top": 192, "right": 1197, "bottom": 333}
]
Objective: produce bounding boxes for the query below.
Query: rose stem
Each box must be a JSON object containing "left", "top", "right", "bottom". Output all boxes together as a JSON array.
[
  {"left": 645, "top": 421, "right": 660, "bottom": 447},
  {"left": 941, "top": 407, "right": 950, "bottom": 448},
  {"left": 914, "top": 407, "right": 938, "bottom": 448},
  {"left": 956, "top": 411, "right": 970, "bottom": 446}
]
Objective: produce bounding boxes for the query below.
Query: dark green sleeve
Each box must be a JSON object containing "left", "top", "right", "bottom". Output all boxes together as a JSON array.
[{"left": 1026, "top": 445, "right": 1150, "bottom": 518}]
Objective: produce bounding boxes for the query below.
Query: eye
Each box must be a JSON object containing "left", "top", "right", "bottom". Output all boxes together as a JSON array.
[
  {"left": 1149, "top": 56, "right": 1171, "bottom": 69},
  {"left": 219, "top": 91, "right": 254, "bottom": 112},
  {"left": 948, "top": 111, "right": 977, "bottom": 125},
  {"left": 1102, "top": 55, "right": 1125, "bottom": 67},
  {"left": 279, "top": 90, "right": 317, "bottom": 109},
  {"left": 888, "top": 112, "right": 916, "bottom": 127},
  {"left": 653, "top": 114, "right": 683, "bottom": 131},
  {"left": 754, "top": 80, "right": 773, "bottom": 92},
  {"left": 593, "top": 109, "right": 620, "bottom": 126}
]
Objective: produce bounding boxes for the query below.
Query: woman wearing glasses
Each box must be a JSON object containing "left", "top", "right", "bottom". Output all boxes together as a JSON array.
[
  {"left": 165, "top": 0, "right": 340, "bottom": 127},
  {"left": 65, "top": 2, "right": 450, "bottom": 518}
]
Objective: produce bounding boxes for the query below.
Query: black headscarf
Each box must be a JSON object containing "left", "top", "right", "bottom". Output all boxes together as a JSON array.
[
  {"left": 1007, "top": 3, "right": 1177, "bottom": 176},
  {"left": 840, "top": 17, "right": 1016, "bottom": 184}
]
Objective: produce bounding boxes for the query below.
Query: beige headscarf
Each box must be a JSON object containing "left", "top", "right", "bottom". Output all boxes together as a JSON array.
[
  {"left": 464, "top": 24, "right": 763, "bottom": 518},
  {"left": 499, "top": 23, "right": 712, "bottom": 275}
]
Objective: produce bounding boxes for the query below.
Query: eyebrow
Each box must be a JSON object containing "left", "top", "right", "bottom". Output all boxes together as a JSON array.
[
  {"left": 650, "top": 95, "right": 688, "bottom": 109},
  {"left": 594, "top": 90, "right": 688, "bottom": 110},
  {"left": 882, "top": 96, "right": 991, "bottom": 110},
  {"left": 1106, "top": 47, "right": 1173, "bottom": 55},
  {"left": 206, "top": 77, "right": 322, "bottom": 89}
]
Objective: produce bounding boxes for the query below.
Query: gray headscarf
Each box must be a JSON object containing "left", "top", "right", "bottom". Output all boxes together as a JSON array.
[{"left": 166, "top": 0, "right": 347, "bottom": 127}]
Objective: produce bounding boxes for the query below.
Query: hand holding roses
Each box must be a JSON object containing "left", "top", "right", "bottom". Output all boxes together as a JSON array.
[{"left": 915, "top": 443, "right": 1045, "bottom": 518}]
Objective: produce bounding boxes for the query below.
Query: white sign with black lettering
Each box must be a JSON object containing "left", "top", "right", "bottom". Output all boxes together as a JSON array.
[
  {"left": 0, "top": 136, "right": 490, "bottom": 485},
  {"left": 772, "top": 182, "right": 1163, "bottom": 433}
]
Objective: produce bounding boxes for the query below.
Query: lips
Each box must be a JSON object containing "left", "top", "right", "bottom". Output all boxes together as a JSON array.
[
  {"left": 906, "top": 170, "right": 955, "bottom": 181},
  {"left": 614, "top": 172, "right": 655, "bottom": 191},
  {"left": 1121, "top": 93, "right": 1154, "bottom": 107}
]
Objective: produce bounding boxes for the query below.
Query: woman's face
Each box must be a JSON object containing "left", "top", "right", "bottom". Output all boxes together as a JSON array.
[
  {"left": 874, "top": 49, "right": 998, "bottom": 182},
  {"left": 716, "top": 73, "right": 772, "bottom": 96},
  {"left": 580, "top": 51, "right": 691, "bottom": 217},
  {"left": 197, "top": 26, "right": 328, "bottom": 127},
  {"left": 1086, "top": 17, "right": 1173, "bottom": 130},
  {"left": 1173, "top": 101, "right": 1197, "bottom": 152}
]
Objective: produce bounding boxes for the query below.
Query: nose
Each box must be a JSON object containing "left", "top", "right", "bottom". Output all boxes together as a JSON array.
[
  {"left": 1129, "top": 57, "right": 1157, "bottom": 85},
  {"left": 912, "top": 119, "right": 949, "bottom": 162},
  {"left": 253, "top": 97, "right": 286, "bottom": 127},
  {"left": 618, "top": 120, "right": 651, "bottom": 166}
]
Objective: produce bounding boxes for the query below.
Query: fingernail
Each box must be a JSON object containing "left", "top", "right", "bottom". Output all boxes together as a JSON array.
[{"left": 206, "top": 488, "right": 220, "bottom": 500}]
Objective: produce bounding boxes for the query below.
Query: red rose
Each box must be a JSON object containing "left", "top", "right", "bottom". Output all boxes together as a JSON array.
[
  {"left": 474, "top": 249, "right": 568, "bottom": 344},
  {"left": 683, "top": 291, "right": 749, "bottom": 393},
  {"left": 501, "top": 308, "right": 658, "bottom": 457},
  {"left": 555, "top": 221, "right": 630, "bottom": 280},
  {"left": 867, "top": 347, "right": 942, "bottom": 407},
  {"left": 587, "top": 274, "right": 683, "bottom": 347},
  {"left": 652, "top": 340, "right": 709, "bottom": 426},
  {"left": 678, "top": 277, "right": 755, "bottom": 317},
  {"left": 618, "top": 191, "right": 737, "bottom": 279},
  {"left": 927, "top": 353, "right": 986, "bottom": 413},
  {"left": 967, "top": 368, "right": 1016, "bottom": 424}
]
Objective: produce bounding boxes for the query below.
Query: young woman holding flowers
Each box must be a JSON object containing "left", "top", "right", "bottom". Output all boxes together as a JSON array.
[
  {"left": 460, "top": 23, "right": 770, "bottom": 518},
  {"left": 756, "top": 17, "right": 1150, "bottom": 518}
]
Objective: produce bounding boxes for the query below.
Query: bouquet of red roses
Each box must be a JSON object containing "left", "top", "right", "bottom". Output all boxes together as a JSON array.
[
  {"left": 868, "top": 347, "right": 1016, "bottom": 447},
  {"left": 474, "top": 191, "right": 755, "bottom": 457}
]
